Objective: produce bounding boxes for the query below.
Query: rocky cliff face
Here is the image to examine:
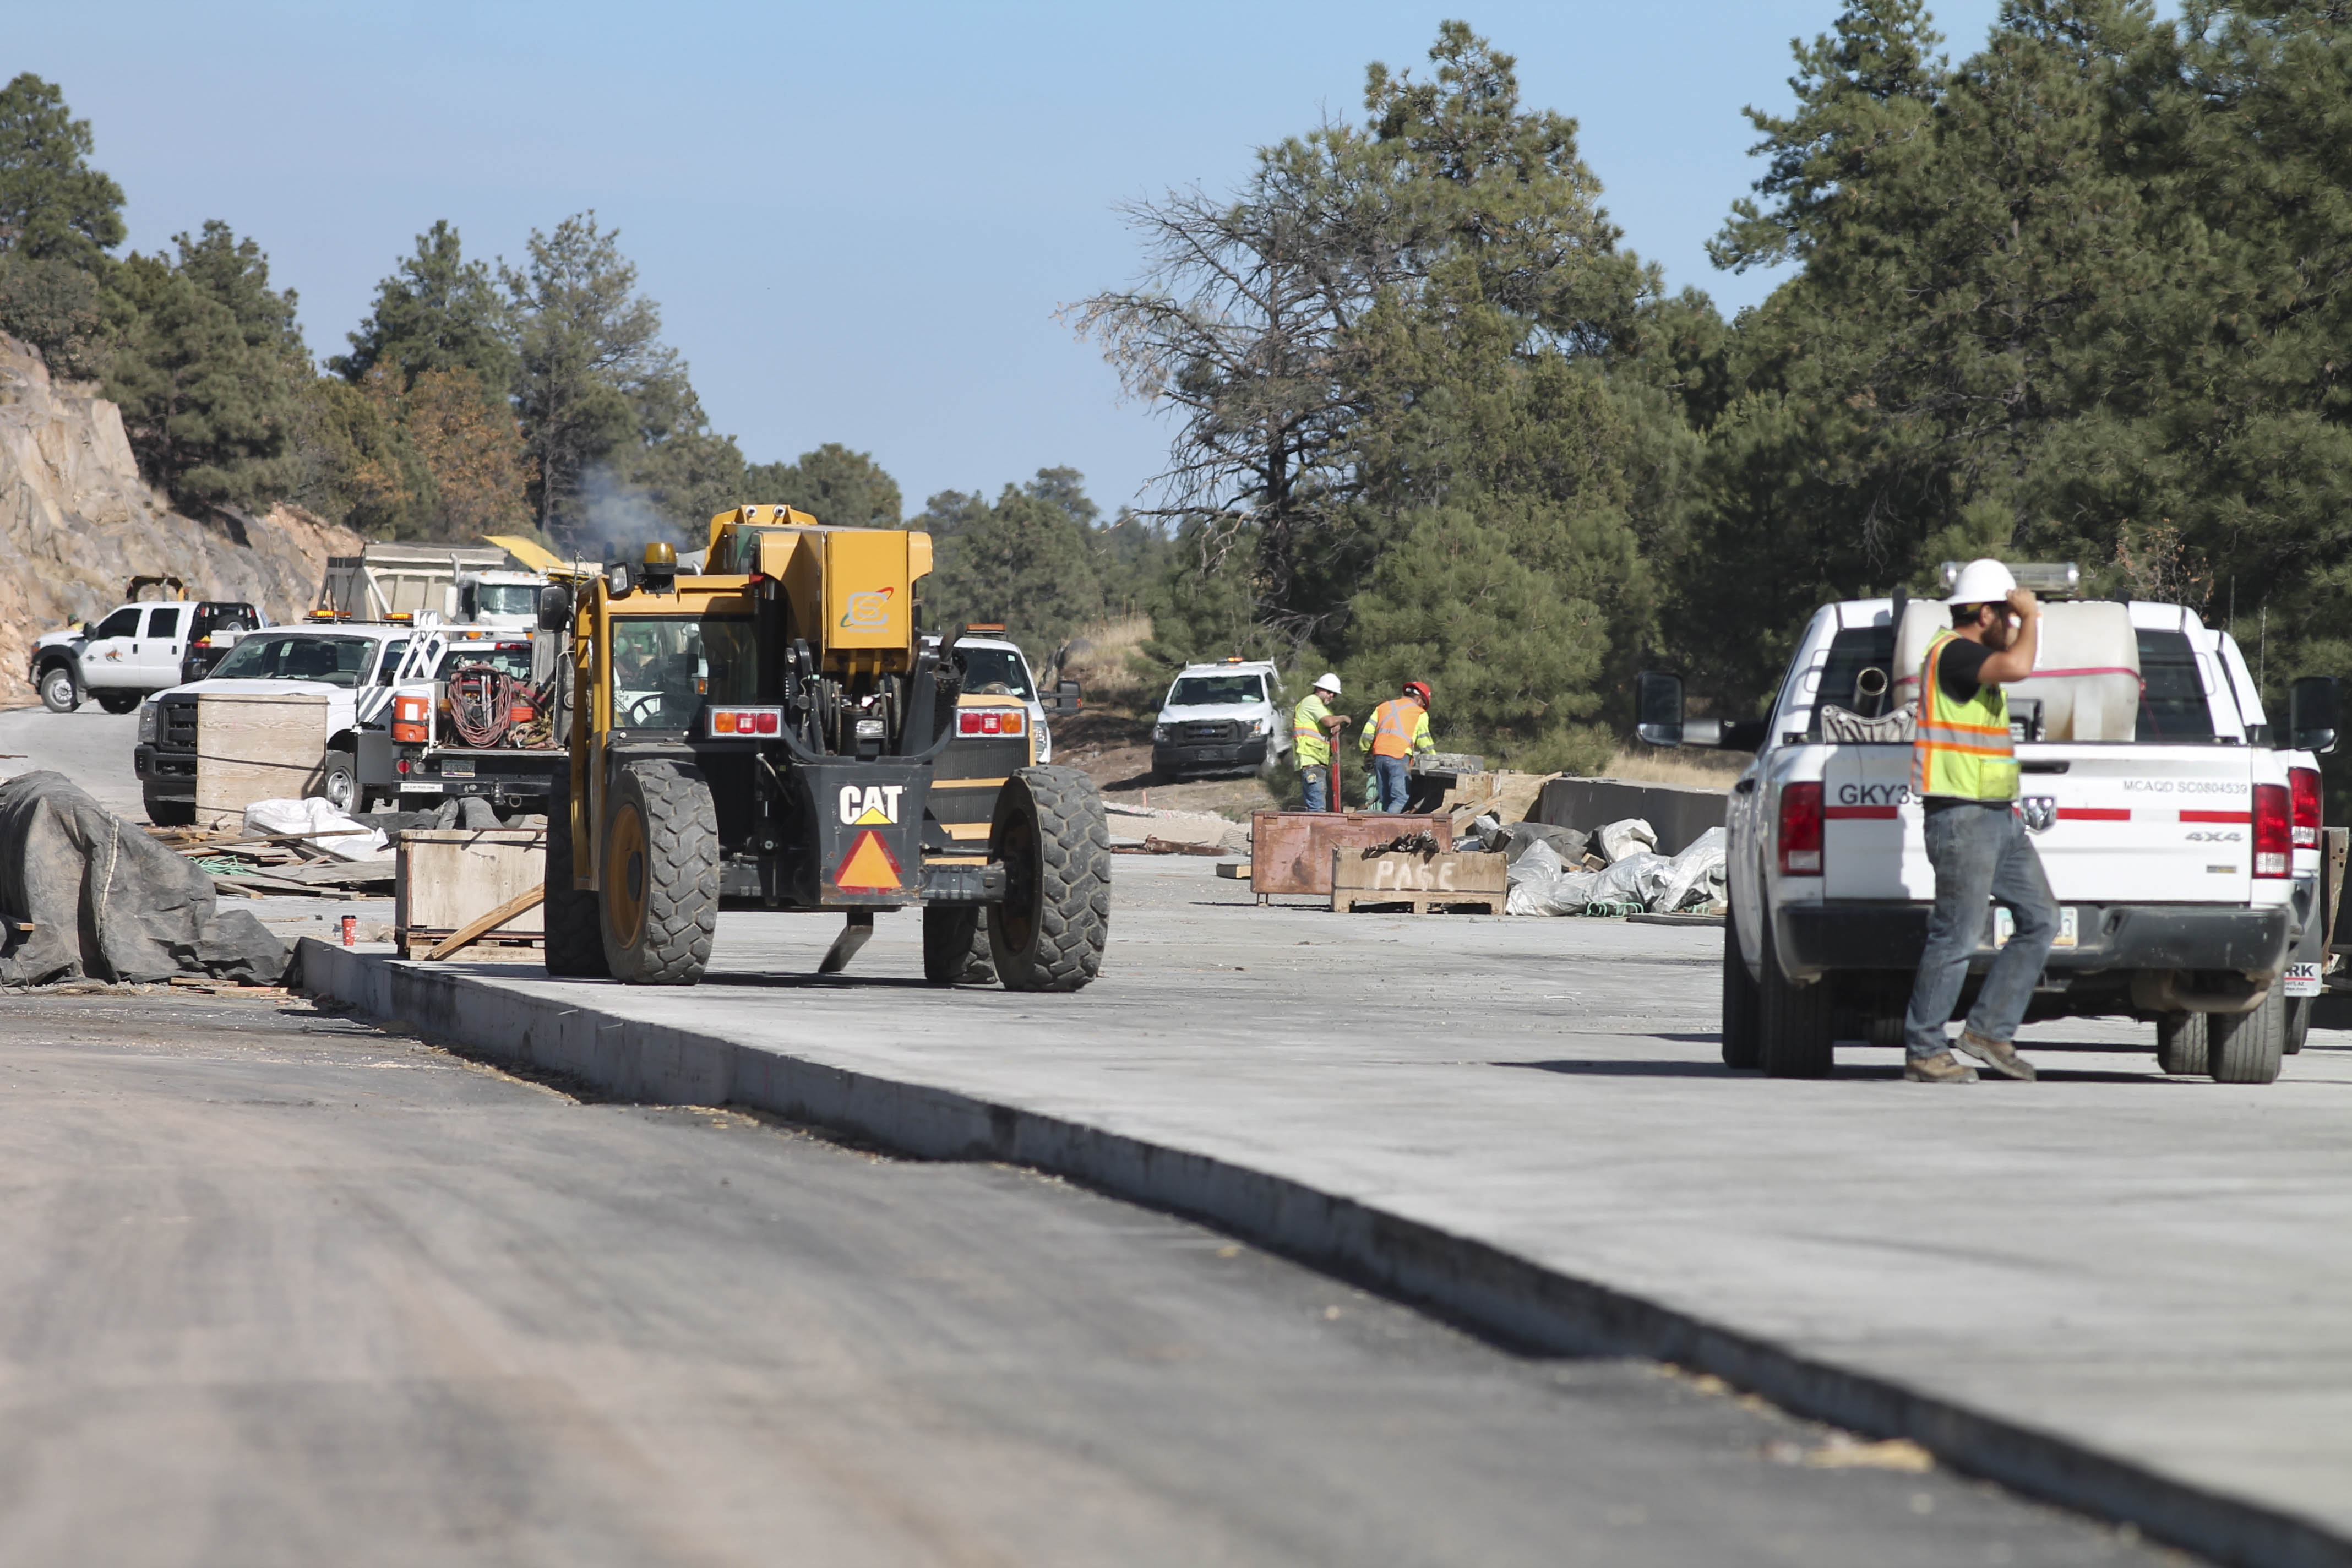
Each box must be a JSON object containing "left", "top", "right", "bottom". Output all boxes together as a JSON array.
[{"left": 0, "top": 333, "right": 362, "bottom": 703}]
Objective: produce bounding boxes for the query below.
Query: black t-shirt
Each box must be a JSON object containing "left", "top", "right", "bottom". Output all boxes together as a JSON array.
[{"left": 1935, "top": 636, "right": 1994, "bottom": 704}]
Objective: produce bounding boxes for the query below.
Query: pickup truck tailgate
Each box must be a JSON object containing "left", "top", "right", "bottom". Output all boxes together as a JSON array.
[{"left": 1822, "top": 747, "right": 2255, "bottom": 904}]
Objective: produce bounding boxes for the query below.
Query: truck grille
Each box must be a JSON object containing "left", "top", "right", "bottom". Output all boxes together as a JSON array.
[
  {"left": 1180, "top": 720, "right": 1243, "bottom": 744},
  {"left": 161, "top": 695, "right": 200, "bottom": 750}
]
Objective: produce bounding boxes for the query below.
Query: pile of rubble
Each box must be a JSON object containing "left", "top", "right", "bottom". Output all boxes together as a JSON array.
[{"left": 1463, "top": 813, "right": 1727, "bottom": 918}]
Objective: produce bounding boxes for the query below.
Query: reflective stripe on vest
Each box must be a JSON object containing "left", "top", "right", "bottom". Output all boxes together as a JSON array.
[
  {"left": 1912, "top": 630, "right": 2019, "bottom": 801},
  {"left": 1294, "top": 696, "right": 1332, "bottom": 765},
  {"left": 1370, "top": 698, "right": 1425, "bottom": 759}
]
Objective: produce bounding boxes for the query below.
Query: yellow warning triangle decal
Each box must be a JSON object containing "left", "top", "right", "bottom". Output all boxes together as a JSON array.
[
  {"left": 853, "top": 804, "right": 893, "bottom": 825},
  {"left": 834, "top": 829, "right": 903, "bottom": 892}
]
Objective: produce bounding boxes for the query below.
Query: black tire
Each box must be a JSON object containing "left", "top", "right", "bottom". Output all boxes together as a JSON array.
[
  {"left": 988, "top": 765, "right": 1110, "bottom": 992},
  {"left": 923, "top": 905, "right": 997, "bottom": 987},
  {"left": 2155, "top": 1010, "right": 2209, "bottom": 1076},
  {"left": 599, "top": 760, "right": 717, "bottom": 984},
  {"left": 1757, "top": 917, "right": 1834, "bottom": 1078},
  {"left": 38, "top": 665, "right": 80, "bottom": 713},
  {"left": 2209, "top": 986, "right": 2286, "bottom": 1085},
  {"left": 95, "top": 690, "right": 142, "bottom": 714},
  {"left": 142, "top": 787, "right": 194, "bottom": 829},
  {"left": 2285, "top": 996, "right": 2311, "bottom": 1055},
  {"left": 313, "top": 748, "right": 361, "bottom": 814},
  {"left": 543, "top": 770, "right": 608, "bottom": 978},
  {"left": 1721, "top": 895, "right": 1761, "bottom": 1069}
]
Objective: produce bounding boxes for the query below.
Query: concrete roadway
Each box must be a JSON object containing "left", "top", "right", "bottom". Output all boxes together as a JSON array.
[
  {"left": 0, "top": 703, "right": 144, "bottom": 819},
  {"left": 374, "top": 857, "right": 2352, "bottom": 1558},
  {"left": 0, "top": 994, "right": 2167, "bottom": 1567}
]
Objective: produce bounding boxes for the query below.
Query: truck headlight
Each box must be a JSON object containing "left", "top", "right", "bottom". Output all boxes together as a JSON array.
[
  {"left": 1249, "top": 718, "right": 1268, "bottom": 736},
  {"left": 1152, "top": 724, "right": 1169, "bottom": 743},
  {"left": 138, "top": 700, "right": 159, "bottom": 743}
]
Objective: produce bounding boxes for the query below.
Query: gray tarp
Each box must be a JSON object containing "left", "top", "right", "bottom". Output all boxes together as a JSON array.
[{"left": 0, "top": 771, "right": 289, "bottom": 987}]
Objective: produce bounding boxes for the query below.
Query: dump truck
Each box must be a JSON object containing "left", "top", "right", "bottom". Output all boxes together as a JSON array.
[{"left": 545, "top": 505, "right": 1110, "bottom": 989}]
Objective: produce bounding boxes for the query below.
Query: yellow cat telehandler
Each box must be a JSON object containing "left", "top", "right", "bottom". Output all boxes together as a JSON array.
[{"left": 542, "top": 505, "right": 1109, "bottom": 989}]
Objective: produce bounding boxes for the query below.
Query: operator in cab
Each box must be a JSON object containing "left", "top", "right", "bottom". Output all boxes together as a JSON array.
[{"left": 1902, "top": 559, "right": 2060, "bottom": 1084}]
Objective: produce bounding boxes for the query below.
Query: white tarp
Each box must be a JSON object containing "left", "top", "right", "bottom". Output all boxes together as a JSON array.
[{"left": 241, "top": 797, "right": 388, "bottom": 861}]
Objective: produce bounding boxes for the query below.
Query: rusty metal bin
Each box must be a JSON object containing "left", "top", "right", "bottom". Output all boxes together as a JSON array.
[{"left": 1248, "top": 810, "right": 1454, "bottom": 900}]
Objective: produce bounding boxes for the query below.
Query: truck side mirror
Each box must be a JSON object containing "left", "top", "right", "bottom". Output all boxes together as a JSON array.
[
  {"left": 538, "top": 585, "right": 573, "bottom": 631},
  {"left": 1051, "top": 678, "right": 1082, "bottom": 713},
  {"left": 2290, "top": 675, "right": 2339, "bottom": 755},
  {"left": 1636, "top": 670, "right": 1686, "bottom": 746}
]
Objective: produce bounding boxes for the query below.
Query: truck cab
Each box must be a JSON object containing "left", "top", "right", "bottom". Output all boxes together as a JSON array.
[
  {"left": 1641, "top": 570, "right": 2337, "bottom": 1084},
  {"left": 32, "top": 597, "right": 263, "bottom": 714}
]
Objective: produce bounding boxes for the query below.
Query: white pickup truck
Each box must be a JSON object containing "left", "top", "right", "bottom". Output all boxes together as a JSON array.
[{"left": 1639, "top": 577, "right": 2338, "bottom": 1085}]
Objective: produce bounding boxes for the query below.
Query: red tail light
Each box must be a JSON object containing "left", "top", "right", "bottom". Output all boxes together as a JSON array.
[
  {"left": 2290, "top": 767, "right": 2321, "bottom": 851},
  {"left": 2253, "top": 782, "right": 2291, "bottom": 878},
  {"left": 391, "top": 694, "right": 429, "bottom": 744},
  {"left": 706, "top": 707, "right": 782, "bottom": 737},
  {"left": 1779, "top": 781, "right": 1823, "bottom": 876}
]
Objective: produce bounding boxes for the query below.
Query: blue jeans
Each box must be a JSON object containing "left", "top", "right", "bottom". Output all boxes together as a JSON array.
[
  {"left": 1300, "top": 764, "right": 1331, "bottom": 813},
  {"left": 1370, "top": 755, "right": 1410, "bottom": 813},
  {"left": 1904, "top": 802, "right": 2059, "bottom": 1059}
]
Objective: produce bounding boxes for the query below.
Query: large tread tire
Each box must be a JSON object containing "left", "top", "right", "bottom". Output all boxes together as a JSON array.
[
  {"left": 2209, "top": 986, "right": 2286, "bottom": 1085},
  {"left": 600, "top": 760, "right": 717, "bottom": 985},
  {"left": 142, "top": 787, "right": 194, "bottom": 829},
  {"left": 39, "top": 665, "right": 80, "bottom": 713},
  {"left": 988, "top": 765, "right": 1110, "bottom": 992},
  {"left": 543, "top": 770, "right": 608, "bottom": 978},
  {"left": 2155, "top": 1011, "right": 2208, "bottom": 1076},
  {"left": 1721, "top": 894, "right": 1761, "bottom": 1069},
  {"left": 95, "top": 690, "right": 142, "bottom": 714},
  {"left": 923, "top": 905, "right": 996, "bottom": 987},
  {"left": 2285, "top": 996, "right": 2311, "bottom": 1055},
  {"left": 1757, "top": 917, "right": 1834, "bottom": 1079}
]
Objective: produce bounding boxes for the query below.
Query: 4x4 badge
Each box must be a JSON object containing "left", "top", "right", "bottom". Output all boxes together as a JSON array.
[{"left": 2019, "top": 797, "right": 2057, "bottom": 833}]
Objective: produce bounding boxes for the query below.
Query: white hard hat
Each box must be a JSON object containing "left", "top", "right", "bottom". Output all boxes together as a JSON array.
[
  {"left": 1314, "top": 672, "right": 1342, "bottom": 694},
  {"left": 1945, "top": 558, "right": 2018, "bottom": 607}
]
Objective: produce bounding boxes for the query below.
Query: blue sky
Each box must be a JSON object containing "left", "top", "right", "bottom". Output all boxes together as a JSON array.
[{"left": 24, "top": 1, "right": 2007, "bottom": 516}]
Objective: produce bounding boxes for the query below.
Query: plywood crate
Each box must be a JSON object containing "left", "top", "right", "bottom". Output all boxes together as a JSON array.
[
  {"left": 194, "top": 692, "right": 329, "bottom": 828},
  {"left": 396, "top": 830, "right": 546, "bottom": 959},
  {"left": 1330, "top": 847, "right": 1505, "bottom": 914}
]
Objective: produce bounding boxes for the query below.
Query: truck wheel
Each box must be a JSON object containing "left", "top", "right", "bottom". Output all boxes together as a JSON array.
[
  {"left": 95, "top": 691, "right": 141, "bottom": 714},
  {"left": 543, "top": 771, "right": 608, "bottom": 978},
  {"left": 599, "top": 760, "right": 718, "bottom": 985},
  {"left": 922, "top": 905, "right": 997, "bottom": 987},
  {"left": 142, "top": 786, "right": 194, "bottom": 829},
  {"left": 1720, "top": 896, "right": 1761, "bottom": 1069},
  {"left": 2285, "top": 997, "right": 2311, "bottom": 1055},
  {"left": 314, "top": 749, "right": 361, "bottom": 814},
  {"left": 39, "top": 665, "right": 79, "bottom": 713},
  {"left": 2154, "top": 1011, "right": 2208, "bottom": 1076},
  {"left": 988, "top": 765, "right": 1110, "bottom": 992},
  {"left": 1757, "top": 918, "right": 1834, "bottom": 1078},
  {"left": 2208, "top": 987, "right": 2286, "bottom": 1084}
]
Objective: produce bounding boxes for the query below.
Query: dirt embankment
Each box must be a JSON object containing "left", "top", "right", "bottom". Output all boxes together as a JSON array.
[{"left": 0, "top": 333, "right": 362, "bottom": 704}]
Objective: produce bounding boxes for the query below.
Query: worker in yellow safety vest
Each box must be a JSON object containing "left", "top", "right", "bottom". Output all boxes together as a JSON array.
[
  {"left": 1293, "top": 672, "right": 1348, "bottom": 812},
  {"left": 1358, "top": 679, "right": 1435, "bottom": 813},
  {"left": 1901, "top": 558, "right": 2057, "bottom": 1085}
]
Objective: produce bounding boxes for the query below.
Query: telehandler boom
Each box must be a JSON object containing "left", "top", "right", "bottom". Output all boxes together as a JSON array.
[{"left": 543, "top": 505, "right": 1109, "bottom": 989}]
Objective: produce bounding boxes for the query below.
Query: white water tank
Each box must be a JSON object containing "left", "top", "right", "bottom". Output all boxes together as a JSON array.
[{"left": 1892, "top": 600, "right": 2139, "bottom": 741}]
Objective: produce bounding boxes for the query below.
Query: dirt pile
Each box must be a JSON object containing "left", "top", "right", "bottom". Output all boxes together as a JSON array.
[{"left": 0, "top": 333, "right": 362, "bottom": 703}]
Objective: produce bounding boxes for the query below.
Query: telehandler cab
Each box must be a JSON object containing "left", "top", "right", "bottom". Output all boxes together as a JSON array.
[{"left": 543, "top": 505, "right": 1110, "bottom": 989}]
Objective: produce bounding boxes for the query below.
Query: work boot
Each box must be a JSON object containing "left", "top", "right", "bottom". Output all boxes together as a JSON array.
[
  {"left": 1954, "top": 1030, "right": 2037, "bottom": 1082},
  {"left": 1903, "top": 1052, "right": 1979, "bottom": 1084}
]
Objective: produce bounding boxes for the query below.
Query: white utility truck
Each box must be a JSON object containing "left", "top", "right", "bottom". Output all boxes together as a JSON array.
[
  {"left": 1638, "top": 564, "right": 2338, "bottom": 1085},
  {"left": 1151, "top": 657, "right": 1288, "bottom": 779}
]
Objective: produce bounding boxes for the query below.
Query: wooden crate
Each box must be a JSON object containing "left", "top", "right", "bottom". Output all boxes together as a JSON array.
[
  {"left": 396, "top": 830, "right": 546, "bottom": 959},
  {"left": 1249, "top": 811, "right": 1454, "bottom": 900},
  {"left": 195, "top": 693, "right": 328, "bottom": 828},
  {"left": 1330, "top": 847, "right": 1505, "bottom": 914}
]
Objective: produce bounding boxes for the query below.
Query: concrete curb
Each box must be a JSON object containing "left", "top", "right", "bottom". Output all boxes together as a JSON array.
[{"left": 296, "top": 938, "right": 2348, "bottom": 1568}]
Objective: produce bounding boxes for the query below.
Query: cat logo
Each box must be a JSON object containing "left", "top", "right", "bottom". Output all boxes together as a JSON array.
[
  {"left": 840, "top": 586, "right": 894, "bottom": 629},
  {"left": 837, "top": 784, "right": 906, "bottom": 826}
]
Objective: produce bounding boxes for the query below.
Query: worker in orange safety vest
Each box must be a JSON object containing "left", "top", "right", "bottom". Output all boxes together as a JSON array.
[{"left": 1358, "top": 679, "right": 1434, "bottom": 812}]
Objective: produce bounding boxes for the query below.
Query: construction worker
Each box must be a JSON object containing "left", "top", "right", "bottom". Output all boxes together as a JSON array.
[
  {"left": 1359, "top": 679, "right": 1435, "bottom": 813},
  {"left": 1293, "top": 672, "right": 1348, "bottom": 812},
  {"left": 1902, "top": 559, "right": 2057, "bottom": 1085}
]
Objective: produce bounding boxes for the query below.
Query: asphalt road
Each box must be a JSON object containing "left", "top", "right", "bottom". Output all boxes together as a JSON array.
[
  {"left": 0, "top": 701, "right": 144, "bottom": 819},
  {"left": 0, "top": 995, "right": 2172, "bottom": 1568}
]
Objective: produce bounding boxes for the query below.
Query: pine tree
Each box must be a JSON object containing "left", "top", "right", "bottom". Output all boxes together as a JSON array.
[
  {"left": 923, "top": 469, "right": 1107, "bottom": 662},
  {"left": 333, "top": 221, "right": 514, "bottom": 402},
  {"left": 0, "top": 74, "right": 126, "bottom": 375},
  {"left": 744, "top": 442, "right": 901, "bottom": 527}
]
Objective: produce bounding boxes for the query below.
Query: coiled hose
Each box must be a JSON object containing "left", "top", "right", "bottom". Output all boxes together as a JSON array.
[{"left": 445, "top": 663, "right": 521, "bottom": 748}]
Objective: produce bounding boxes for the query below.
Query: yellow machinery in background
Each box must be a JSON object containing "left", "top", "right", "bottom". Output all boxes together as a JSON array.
[{"left": 542, "top": 506, "right": 1108, "bottom": 989}]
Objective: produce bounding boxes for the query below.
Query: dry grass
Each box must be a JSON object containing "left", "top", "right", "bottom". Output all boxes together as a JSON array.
[
  {"left": 1597, "top": 744, "right": 1751, "bottom": 788},
  {"left": 1059, "top": 614, "right": 1154, "bottom": 706}
]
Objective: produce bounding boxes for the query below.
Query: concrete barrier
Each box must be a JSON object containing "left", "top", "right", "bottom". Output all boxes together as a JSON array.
[
  {"left": 293, "top": 936, "right": 2352, "bottom": 1568},
  {"left": 1533, "top": 776, "right": 1727, "bottom": 854}
]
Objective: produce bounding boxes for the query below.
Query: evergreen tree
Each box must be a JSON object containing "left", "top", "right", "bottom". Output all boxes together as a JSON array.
[
  {"left": 923, "top": 469, "right": 1107, "bottom": 662},
  {"left": 333, "top": 221, "right": 515, "bottom": 402},
  {"left": 0, "top": 74, "right": 126, "bottom": 375},
  {"left": 744, "top": 442, "right": 901, "bottom": 527}
]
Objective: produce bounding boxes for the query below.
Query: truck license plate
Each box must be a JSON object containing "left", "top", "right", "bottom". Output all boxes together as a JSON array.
[
  {"left": 1991, "top": 906, "right": 2077, "bottom": 949},
  {"left": 440, "top": 759, "right": 474, "bottom": 777},
  {"left": 2284, "top": 962, "right": 2323, "bottom": 999}
]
